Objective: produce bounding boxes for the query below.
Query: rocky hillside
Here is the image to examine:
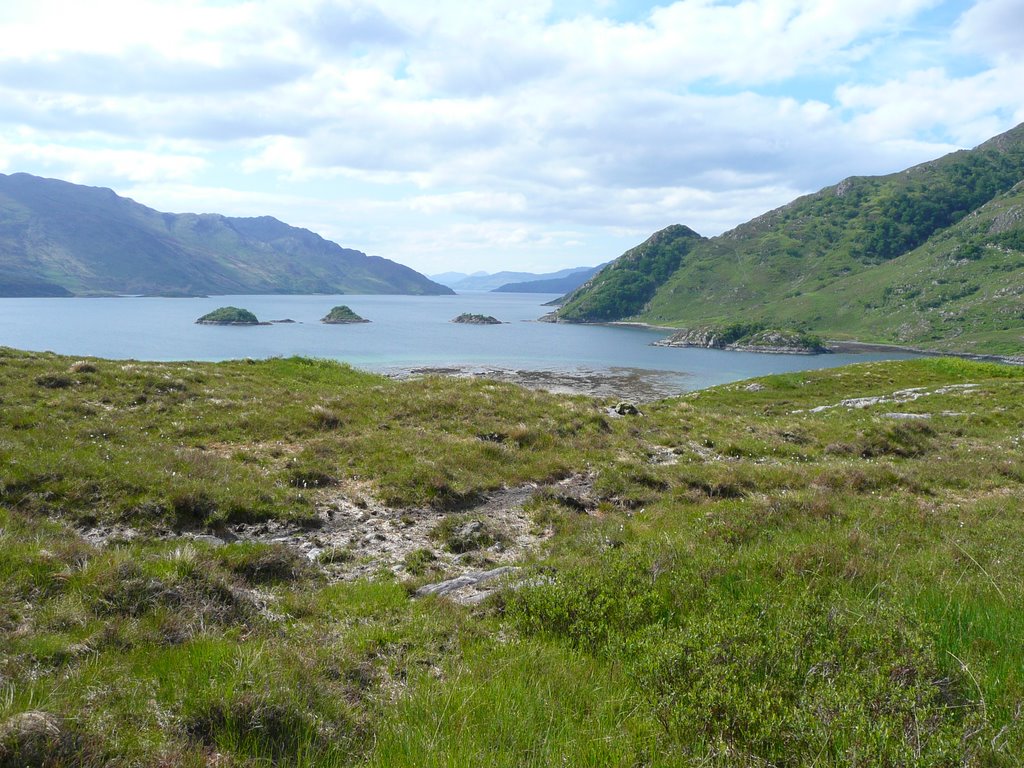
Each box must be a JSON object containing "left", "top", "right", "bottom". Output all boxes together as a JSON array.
[
  {"left": 0, "top": 173, "right": 453, "bottom": 297},
  {"left": 551, "top": 122, "right": 1024, "bottom": 355}
]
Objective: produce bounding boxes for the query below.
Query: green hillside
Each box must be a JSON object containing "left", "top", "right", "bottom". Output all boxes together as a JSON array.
[
  {"left": 554, "top": 224, "right": 705, "bottom": 321},
  {"left": 769, "top": 180, "right": 1024, "bottom": 354},
  {"left": 553, "top": 123, "right": 1024, "bottom": 355},
  {"left": 0, "top": 173, "right": 453, "bottom": 297},
  {"left": 2, "top": 349, "right": 1023, "bottom": 765}
]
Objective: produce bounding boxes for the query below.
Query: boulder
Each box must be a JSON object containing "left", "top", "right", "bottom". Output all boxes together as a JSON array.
[{"left": 415, "top": 566, "right": 520, "bottom": 604}]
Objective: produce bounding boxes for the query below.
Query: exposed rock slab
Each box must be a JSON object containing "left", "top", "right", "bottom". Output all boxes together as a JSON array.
[
  {"left": 793, "top": 384, "right": 979, "bottom": 414},
  {"left": 415, "top": 566, "right": 520, "bottom": 605},
  {"left": 388, "top": 364, "right": 691, "bottom": 402},
  {"left": 78, "top": 474, "right": 597, "bottom": 588}
]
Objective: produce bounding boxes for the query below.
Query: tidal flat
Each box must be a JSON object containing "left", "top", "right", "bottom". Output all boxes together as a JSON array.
[{"left": 1, "top": 347, "right": 1022, "bottom": 766}]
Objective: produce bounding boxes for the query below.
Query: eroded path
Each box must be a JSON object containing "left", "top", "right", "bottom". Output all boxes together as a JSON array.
[{"left": 80, "top": 474, "right": 597, "bottom": 598}]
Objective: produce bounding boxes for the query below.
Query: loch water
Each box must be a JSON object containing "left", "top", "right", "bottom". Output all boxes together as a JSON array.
[{"left": 0, "top": 292, "right": 918, "bottom": 396}]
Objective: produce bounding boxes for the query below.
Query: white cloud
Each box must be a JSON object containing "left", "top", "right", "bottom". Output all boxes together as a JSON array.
[
  {"left": 408, "top": 191, "right": 528, "bottom": 215},
  {"left": 0, "top": 0, "right": 1020, "bottom": 273},
  {"left": 0, "top": 138, "right": 206, "bottom": 183},
  {"left": 836, "top": 62, "right": 1024, "bottom": 146},
  {"left": 533, "top": 0, "right": 944, "bottom": 87},
  {"left": 952, "top": 0, "right": 1024, "bottom": 61}
]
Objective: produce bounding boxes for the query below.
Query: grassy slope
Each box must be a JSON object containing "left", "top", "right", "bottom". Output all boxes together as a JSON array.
[
  {"left": 557, "top": 124, "right": 1024, "bottom": 355},
  {"left": 2, "top": 350, "right": 1024, "bottom": 766},
  {"left": 769, "top": 181, "right": 1024, "bottom": 354}
]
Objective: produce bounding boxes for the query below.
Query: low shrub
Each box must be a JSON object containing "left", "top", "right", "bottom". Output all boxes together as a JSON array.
[{"left": 218, "top": 543, "right": 312, "bottom": 585}]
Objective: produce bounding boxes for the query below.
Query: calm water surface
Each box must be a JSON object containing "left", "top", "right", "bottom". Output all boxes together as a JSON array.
[{"left": 0, "top": 293, "right": 918, "bottom": 394}]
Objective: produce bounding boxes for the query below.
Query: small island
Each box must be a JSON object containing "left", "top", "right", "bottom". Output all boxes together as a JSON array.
[
  {"left": 451, "top": 313, "right": 503, "bottom": 325},
  {"left": 321, "top": 305, "right": 369, "bottom": 324},
  {"left": 195, "top": 306, "right": 264, "bottom": 325}
]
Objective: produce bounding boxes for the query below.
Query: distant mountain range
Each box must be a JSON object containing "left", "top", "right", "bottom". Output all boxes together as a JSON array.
[
  {"left": 431, "top": 266, "right": 600, "bottom": 292},
  {"left": 429, "top": 271, "right": 488, "bottom": 287},
  {"left": 551, "top": 122, "right": 1024, "bottom": 357},
  {"left": 492, "top": 265, "right": 604, "bottom": 294},
  {"left": 0, "top": 173, "right": 452, "bottom": 297}
]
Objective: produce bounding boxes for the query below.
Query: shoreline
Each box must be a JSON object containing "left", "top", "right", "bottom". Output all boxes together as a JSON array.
[
  {"left": 385, "top": 364, "right": 691, "bottom": 402},
  {"left": 825, "top": 339, "right": 1024, "bottom": 365},
  {"left": 604, "top": 320, "right": 680, "bottom": 332},
  {"left": 599, "top": 321, "right": 1024, "bottom": 365}
]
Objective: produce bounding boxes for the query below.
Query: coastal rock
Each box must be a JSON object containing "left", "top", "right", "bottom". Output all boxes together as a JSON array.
[
  {"left": 195, "top": 306, "right": 264, "bottom": 325},
  {"left": 451, "top": 313, "right": 502, "bottom": 325},
  {"left": 321, "top": 305, "right": 369, "bottom": 324},
  {"left": 613, "top": 401, "right": 641, "bottom": 415},
  {"left": 654, "top": 325, "right": 830, "bottom": 355}
]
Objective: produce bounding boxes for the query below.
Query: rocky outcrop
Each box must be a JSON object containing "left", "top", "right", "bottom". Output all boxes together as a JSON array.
[
  {"left": 414, "top": 566, "right": 520, "bottom": 605},
  {"left": 654, "top": 326, "right": 830, "bottom": 355},
  {"left": 452, "top": 313, "right": 503, "bottom": 325},
  {"left": 195, "top": 306, "right": 265, "bottom": 325},
  {"left": 321, "top": 305, "right": 369, "bottom": 324},
  {"left": 612, "top": 401, "right": 641, "bottom": 416}
]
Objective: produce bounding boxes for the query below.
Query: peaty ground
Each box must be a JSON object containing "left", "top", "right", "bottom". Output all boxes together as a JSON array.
[{"left": 1, "top": 348, "right": 1022, "bottom": 766}]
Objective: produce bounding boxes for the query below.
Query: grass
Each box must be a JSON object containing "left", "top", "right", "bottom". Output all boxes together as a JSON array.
[
  {"left": 2, "top": 348, "right": 1024, "bottom": 765},
  {"left": 0, "top": 350, "right": 616, "bottom": 525}
]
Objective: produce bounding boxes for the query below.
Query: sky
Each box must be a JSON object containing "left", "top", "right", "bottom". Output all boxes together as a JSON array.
[{"left": 0, "top": 0, "right": 1022, "bottom": 276}]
